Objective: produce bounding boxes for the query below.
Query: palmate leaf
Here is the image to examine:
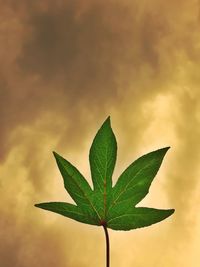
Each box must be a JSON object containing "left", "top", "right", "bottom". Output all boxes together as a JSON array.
[{"left": 35, "top": 117, "right": 174, "bottom": 231}]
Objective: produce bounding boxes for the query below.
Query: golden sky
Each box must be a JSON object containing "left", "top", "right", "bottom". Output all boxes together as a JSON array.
[{"left": 1, "top": 0, "right": 200, "bottom": 266}]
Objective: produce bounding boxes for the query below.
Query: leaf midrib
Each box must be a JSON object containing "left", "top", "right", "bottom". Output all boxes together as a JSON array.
[{"left": 93, "top": 141, "right": 110, "bottom": 221}]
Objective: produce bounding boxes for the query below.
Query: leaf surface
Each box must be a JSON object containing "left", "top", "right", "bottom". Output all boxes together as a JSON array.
[
  {"left": 53, "top": 152, "right": 93, "bottom": 207},
  {"left": 108, "top": 147, "right": 170, "bottom": 215},
  {"left": 35, "top": 202, "right": 99, "bottom": 226},
  {"left": 89, "top": 116, "right": 117, "bottom": 219},
  {"left": 35, "top": 117, "right": 174, "bottom": 231},
  {"left": 53, "top": 152, "right": 102, "bottom": 223},
  {"left": 107, "top": 207, "right": 175, "bottom": 230}
]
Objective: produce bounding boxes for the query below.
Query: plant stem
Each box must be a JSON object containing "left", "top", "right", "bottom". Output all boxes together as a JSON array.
[{"left": 103, "top": 225, "right": 110, "bottom": 267}]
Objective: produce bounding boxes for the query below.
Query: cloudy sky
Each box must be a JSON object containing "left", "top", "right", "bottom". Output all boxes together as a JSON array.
[{"left": 1, "top": 0, "right": 200, "bottom": 266}]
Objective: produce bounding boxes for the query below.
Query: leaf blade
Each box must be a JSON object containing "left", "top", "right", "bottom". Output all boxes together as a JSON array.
[
  {"left": 111, "top": 147, "right": 170, "bottom": 210},
  {"left": 107, "top": 207, "right": 175, "bottom": 231},
  {"left": 89, "top": 117, "right": 117, "bottom": 192},
  {"left": 53, "top": 152, "right": 91, "bottom": 205},
  {"left": 35, "top": 202, "right": 99, "bottom": 226},
  {"left": 89, "top": 116, "right": 117, "bottom": 220},
  {"left": 53, "top": 152, "right": 101, "bottom": 222}
]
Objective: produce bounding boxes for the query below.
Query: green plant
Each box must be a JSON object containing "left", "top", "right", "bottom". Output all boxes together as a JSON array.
[{"left": 35, "top": 117, "right": 174, "bottom": 267}]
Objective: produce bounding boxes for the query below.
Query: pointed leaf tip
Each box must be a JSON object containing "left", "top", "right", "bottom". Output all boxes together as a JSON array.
[
  {"left": 170, "top": 208, "right": 175, "bottom": 214},
  {"left": 52, "top": 151, "right": 66, "bottom": 164},
  {"left": 163, "top": 146, "right": 170, "bottom": 151},
  {"left": 106, "top": 115, "right": 111, "bottom": 122},
  {"left": 103, "top": 116, "right": 111, "bottom": 126},
  {"left": 52, "top": 151, "right": 59, "bottom": 158},
  {"left": 156, "top": 146, "right": 170, "bottom": 157},
  {"left": 52, "top": 151, "right": 62, "bottom": 165}
]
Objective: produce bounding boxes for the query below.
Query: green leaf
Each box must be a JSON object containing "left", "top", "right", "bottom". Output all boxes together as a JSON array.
[
  {"left": 35, "top": 117, "right": 175, "bottom": 231},
  {"left": 107, "top": 207, "right": 175, "bottom": 231}
]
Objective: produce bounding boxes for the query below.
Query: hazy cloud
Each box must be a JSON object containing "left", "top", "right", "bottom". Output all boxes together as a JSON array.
[{"left": 1, "top": 1, "right": 200, "bottom": 266}]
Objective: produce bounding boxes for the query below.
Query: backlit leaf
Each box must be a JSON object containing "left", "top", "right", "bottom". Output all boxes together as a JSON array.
[{"left": 35, "top": 117, "right": 174, "bottom": 231}]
